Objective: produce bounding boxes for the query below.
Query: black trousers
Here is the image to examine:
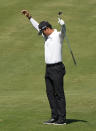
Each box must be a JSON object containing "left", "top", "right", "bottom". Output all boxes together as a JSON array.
[{"left": 45, "top": 62, "right": 66, "bottom": 120}]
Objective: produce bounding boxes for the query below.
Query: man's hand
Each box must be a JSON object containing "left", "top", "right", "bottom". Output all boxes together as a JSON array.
[
  {"left": 58, "top": 18, "right": 65, "bottom": 25},
  {"left": 21, "top": 10, "right": 31, "bottom": 19}
]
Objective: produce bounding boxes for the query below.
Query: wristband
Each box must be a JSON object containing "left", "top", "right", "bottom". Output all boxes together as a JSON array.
[{"left": 28, "top": 16, "right": 32, "bottom": 20}]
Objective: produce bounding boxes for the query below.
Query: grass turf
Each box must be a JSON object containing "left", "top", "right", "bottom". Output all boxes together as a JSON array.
[{"left": 0, "top": 0, "right": 96, "bottom": 130}]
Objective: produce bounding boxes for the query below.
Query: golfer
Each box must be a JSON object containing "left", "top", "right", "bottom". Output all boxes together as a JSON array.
[{"left": 21, "top": 10, "right": 66, "bottom": 125}]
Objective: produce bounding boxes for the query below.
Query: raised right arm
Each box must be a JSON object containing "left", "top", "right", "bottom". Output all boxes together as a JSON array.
[
  {"left": 30, "top": 18, "right": 39, "bottom": 32},
  {"left": 21, "top": 10, "right": 39, "bottom": 32}
]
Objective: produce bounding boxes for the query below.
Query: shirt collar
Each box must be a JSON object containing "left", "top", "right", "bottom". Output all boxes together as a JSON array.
[{"left": 48, "top": 29, "right": 57, "bottom": 39}]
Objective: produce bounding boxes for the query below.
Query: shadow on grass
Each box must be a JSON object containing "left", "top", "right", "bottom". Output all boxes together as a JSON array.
[{"left": 66, "top": 119, "right": 88, "bottom": 124}]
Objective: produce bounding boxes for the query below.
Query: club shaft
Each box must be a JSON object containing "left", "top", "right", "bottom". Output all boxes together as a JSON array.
[
  {"left": 70, "top": 50, "right": 77, "bottom": 65},
  {"left": 58, "top": 13, "right": 77, "bottom": 65},
  {"left": 63, "top": 26, "right": 77, "bottom": 65}
]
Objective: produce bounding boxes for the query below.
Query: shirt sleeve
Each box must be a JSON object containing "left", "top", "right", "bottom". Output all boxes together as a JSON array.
[
  {"left": 59, "top": 24, "right": 66, "bottom": 43},
  {"left": 61, "top": 24, "right": 66, "bottom": 38},
  {"left": 30, "top": 18, "right": 46, "bottom": 38},
  {"left": 30, "top": 18, "right": 39, "bottom": 32}
]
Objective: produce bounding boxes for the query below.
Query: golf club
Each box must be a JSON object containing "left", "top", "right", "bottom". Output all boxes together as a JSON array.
[{"left": 58, "top": 12, "right": 77, "bottom": 65}]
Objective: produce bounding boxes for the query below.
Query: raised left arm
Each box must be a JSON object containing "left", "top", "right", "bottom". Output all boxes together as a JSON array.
[{"left": 58, "top": 18, "right": 66, "bottom": 38}]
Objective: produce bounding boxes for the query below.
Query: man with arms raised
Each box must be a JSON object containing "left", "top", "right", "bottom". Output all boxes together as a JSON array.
[{"left": 21, "top": 10, "right": 66, "bottom": 125}]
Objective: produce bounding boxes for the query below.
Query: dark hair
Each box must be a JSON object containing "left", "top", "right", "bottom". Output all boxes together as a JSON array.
[{"left": 39, "top": 21, "right": 52, "bottom": 30}]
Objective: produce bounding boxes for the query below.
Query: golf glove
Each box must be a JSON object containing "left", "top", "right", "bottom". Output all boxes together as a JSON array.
[{"left": 58, "top": 18, "right": 65, "bottom": 25}]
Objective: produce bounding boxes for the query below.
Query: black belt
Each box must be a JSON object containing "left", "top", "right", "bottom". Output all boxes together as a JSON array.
[{"left": 46, "top": 62, "right": 62, "bottom": 67}]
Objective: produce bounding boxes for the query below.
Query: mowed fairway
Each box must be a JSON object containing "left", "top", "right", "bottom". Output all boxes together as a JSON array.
[{"left": 0, "top": 0, "right": 96, "bottom": 131}]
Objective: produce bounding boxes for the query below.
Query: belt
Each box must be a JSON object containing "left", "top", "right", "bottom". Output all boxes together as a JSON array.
[{"left": 46, "top": 62, "right": 62, "bottom": 67}]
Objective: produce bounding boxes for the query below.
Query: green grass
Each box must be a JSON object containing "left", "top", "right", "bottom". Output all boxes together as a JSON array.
[{"left": 0, "top": 0, "right": 96, "bottom": 130}]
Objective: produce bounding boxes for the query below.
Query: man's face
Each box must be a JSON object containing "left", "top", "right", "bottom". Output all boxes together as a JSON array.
[{"left": 42, "top": 28, "right": 52, "bottom": 36}]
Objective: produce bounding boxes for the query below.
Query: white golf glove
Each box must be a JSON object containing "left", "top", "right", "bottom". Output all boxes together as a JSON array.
[{"left": 58, "top": 18, "right": 65, "bottom": 25}]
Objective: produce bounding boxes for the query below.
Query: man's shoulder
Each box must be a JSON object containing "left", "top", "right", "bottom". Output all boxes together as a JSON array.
[{"left": 54, "top": 29, "right": 61, "bottom": 34}]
